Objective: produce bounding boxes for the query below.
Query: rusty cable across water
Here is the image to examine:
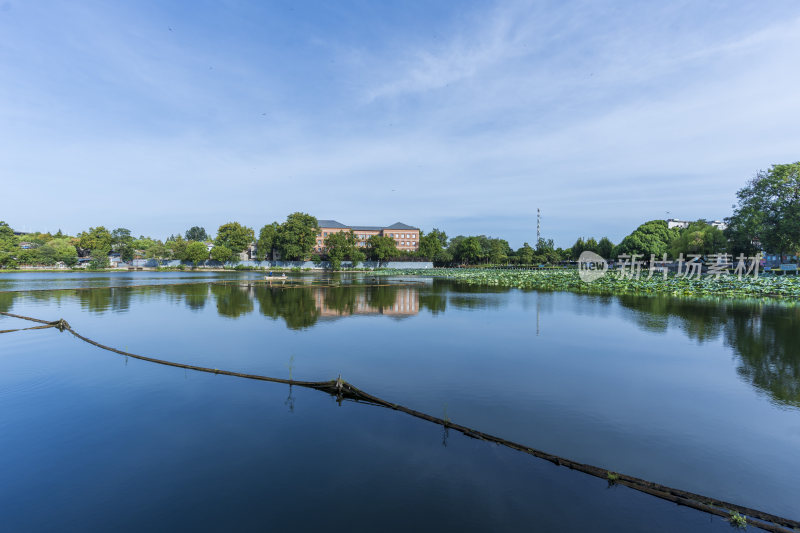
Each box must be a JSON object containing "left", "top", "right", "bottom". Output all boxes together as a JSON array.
[
  {"left": 0, "top": 323, "right": 60, "bottom": 334},
  {"left": 1, "top": 308, "right": 797, "bottom": 532}
]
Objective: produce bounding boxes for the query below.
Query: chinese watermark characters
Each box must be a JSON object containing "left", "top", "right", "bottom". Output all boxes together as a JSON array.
[{"left": 578, "top": 252, "right": 762, "bottom": 283}]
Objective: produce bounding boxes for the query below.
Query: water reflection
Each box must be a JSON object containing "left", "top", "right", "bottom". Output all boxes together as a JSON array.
[
  {"left": 618, "top": 295, "right": 800, "bottom": 407},
  {"left": 255, "top": 286, "right": 319, "bottom": 329},
  {"left": 211, "top": 284, "right": 254, "bottom": 318},
  {"left": 164, "top": 283, "right": 210, "bottom": 311},
  {"left": 0, "top": 291, "right": 13, "bottom": 313},
  {"left": 617, "top": 295, "right": 726, "bottom": 342},
  {"left": 255, "top": 284, "right": 420, "bottom": 328},
  {"left": 3, "top": 280, "right": 799, "bottom": 408},
  {"left": 725, "top": 307, "right": 800, "bottom": 408}
]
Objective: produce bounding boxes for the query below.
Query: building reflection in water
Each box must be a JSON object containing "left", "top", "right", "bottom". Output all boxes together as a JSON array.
[{"left": 315, "top": 286, "right": 419, "bottom": 317}]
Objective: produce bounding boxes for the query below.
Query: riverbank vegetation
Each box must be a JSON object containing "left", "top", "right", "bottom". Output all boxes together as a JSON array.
[{"left": 377, "top": 268, "right": 800, "bottom": 300}]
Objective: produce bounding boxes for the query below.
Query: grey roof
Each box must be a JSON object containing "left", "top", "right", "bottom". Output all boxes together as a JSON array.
[
  {"left": 350, "top": 225, "right": 384, "bottom": 231},
  {"left": 317, "top": 220, "right": 349, "bottom": 229},
  {"left": 316, "top": 220, "right": 419, "bottom": 231},
  {"left": 385, "top": 222, "right": 419, "bottom": 230}
]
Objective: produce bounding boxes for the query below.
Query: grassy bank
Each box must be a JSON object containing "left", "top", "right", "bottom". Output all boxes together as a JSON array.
[{"left": 378, "top": 268, "right": 800, "bottom": 300}]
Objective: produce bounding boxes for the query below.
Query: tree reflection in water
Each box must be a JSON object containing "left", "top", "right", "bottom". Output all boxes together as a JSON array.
[
  {"left": 164, "top": 283, "right": 210, "bottom": 311},
  {"left": 0, "top": 291, "right": 14, "bottom": 313},
  {"left": 618, "top": 295, "right": 800, "bottom": 407},
  {"left": 3, "top": 280, "right": 797, "bottom": 408}
]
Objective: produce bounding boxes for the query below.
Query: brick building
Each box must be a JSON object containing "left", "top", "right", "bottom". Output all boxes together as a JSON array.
[{"left": 315, "top": 220, "right": 420, "bottom": 253}]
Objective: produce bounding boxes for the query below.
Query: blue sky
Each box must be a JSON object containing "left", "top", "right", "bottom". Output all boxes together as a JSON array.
[{"left": 1, "top": 1, "right": 799, "bottom": 247}]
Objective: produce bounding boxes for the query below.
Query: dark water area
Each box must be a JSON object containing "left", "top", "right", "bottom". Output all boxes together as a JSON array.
[{"left": 1, "top": 272, "right": 798, "bottom": 531}]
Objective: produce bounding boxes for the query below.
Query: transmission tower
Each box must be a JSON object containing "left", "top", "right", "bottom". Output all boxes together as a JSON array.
[{"left": 537, "top": 208, "right": 541, "bottom": 246}]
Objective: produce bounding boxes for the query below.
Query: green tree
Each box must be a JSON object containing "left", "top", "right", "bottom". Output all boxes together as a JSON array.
[
  {"left": 452, "top": 236, "right": 484, "bottom": 264},
  {"left": 597, "top": 237, "right": 615, "bottom": 259},
  {"left": 0, "top": 221, "right": 17, "bottom": 243},
  {"left": 324, "top": 230, "right": 364, "bottom": 270},
  {"left": 39, "top": 238, "right": 78, "bottom": 266},
  {"left": 535, "top": 238, "right": 561, "bottom": 264},
  {"left": 185, "top": 241, "right": 209, "bottom": 266},
  {"left": 725, "top": 162, "right": 800, "bottom": 258},
  {"left": 145, "top": 241, "right": 168, "bottom": 260},
  {"left": 418, "top": 231, "right": 444, "bottom": 260},
  {"left": 210, "top": 244, "right": 232, "bottom": 264},
  {"left": 517, "top": 242, "right": 535, "bottom": 264},
  {"left": 132, "top": 236, "right": 158, "bottom": 253},
  {"left": 276, "top": 213, "right": 319, "bottom": 260},
  {"left": 418, "top": 228, "right": 452, "bottom": 265},
  {"left": 615, "top": 220, "right": 679, "bottom": 258},
  {"left": 77, "top": 226, "right": 112, "bottom": 255},
  {"left": 185, "top": 226, "right": 209, "bottom": 242},
  {"left": 669, "top": 220, "right": 727, "bottom": 257},
  {"left": 0, "top": 222, "right": 19, "bottom": 267},
  {"left": 487, "top": 238, "right": 510, "bottom": 263},
  {"left": 166, "top": 235, "right": 188, "bottom": 260},
  {"left": 111, "top": 228, "right": 133, "bottom": 249},
  {"left": 365, "top": 235, "right": 398, "bottom": 266},
  {"left": 256, "top": 222, "right": 280, "bottom": 261},
  {"left": 88, "top": 249, "right": 110, "bottom": 270},
  {"left": 119, "top": 243, "right": 136, "bottom": 263},
  {"left": 570, "top": 238, "right": 586, "bottom": 260},
  {"left": 215, "top": 222, "right": 255, "bottom": 254}
]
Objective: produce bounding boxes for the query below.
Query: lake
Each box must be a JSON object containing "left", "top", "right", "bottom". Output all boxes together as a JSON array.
[{"left": 1, "top": 271, "right": 798, "bottom": 532}]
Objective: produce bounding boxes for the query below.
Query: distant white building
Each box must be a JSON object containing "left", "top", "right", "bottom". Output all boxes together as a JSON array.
[
  {"left": 666, "top": 218, "right": 727, "bottom": 231},
  {"left": 666, "top": 219, "right": 690, "bottom": 230},
  {"left": 710, "top": 220, "right": 727, "bottom": 231}
]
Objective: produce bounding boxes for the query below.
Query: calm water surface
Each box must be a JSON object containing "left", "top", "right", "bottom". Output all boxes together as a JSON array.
[{"left": 1, "top": 272, "right": 798, "bottom": 532}]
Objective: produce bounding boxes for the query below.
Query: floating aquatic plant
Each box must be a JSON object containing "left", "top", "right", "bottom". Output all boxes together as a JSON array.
[{"left": 374, "top": 269, "right": 800, "bottom": 301}]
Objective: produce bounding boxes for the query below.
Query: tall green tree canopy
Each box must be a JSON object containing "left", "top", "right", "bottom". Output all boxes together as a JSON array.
[
  {"left": 419, "top": 228, "right": 452, "bottom": 264},
  {"left": 535, "top": 238, "right": 561, "bottom": 264},
  {"left": 0, "top": 221, "right": 18, "bottom": 252},
  {"left": 256, "top": 222, "right": 280, "bottom": 261},
  {"left": 111, "top": 228, "right": 132, "bottom": 248},
  {"left": 276, "top": 213, "right": 319, "bottom": 260},
  {"left": 112, "top": 229, "right": 136, "bottom": 262},
  {"left": 365, "top": 235, "right": 397, "bottom": 265},
  {"left": 323, "top": 230, "right": 364, "bottom": 269},
  {"left": 725, "top": 162, "right": 800, "bottom": 256},
  {"left": 185, "top": 226, "right": 209, "bottom": 242},
  {"left": 418, "top": 231, "right": 444, "bottom": 260},
  {"left": 78, "top": 226, "right": 112, "bottom": 254},
  {"left": 39, "top": 238, "right": 78, "bottom": 266},
  {"left": 615, "top": 220, "right": 679, "bottom": 258},
  {"left": 145, "top": 241, "right": 168, "bottom": 260},
  {"left": 486, "top": 237, "right": 510, "bottom": 263},
  {"left": 215, "top": 222, "right": 254, "bottom": 254},
  {"left": 597, "top": 237, "right": 615, "bottom": 259},
  {"left": 210, "top": 244, "right": 232, "bottom": 264},
  {"left": 570, "top": 237, "right": 587, "bottom": 260},
  {"left": 517, "top": 242, "right": 535, "bottom": 264},
  {"left": 166, "top": 235, "right": 188, "bottom": 260},
  {"left": 185, "top": 241, "right": 209, "bottom": 266},
  {"left": 451, "top": 236, "right": 484, "bottom": 264}
]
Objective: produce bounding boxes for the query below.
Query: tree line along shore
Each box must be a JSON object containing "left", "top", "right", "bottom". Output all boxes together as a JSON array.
[{"left": 1, "top": 162, "right": 798, "bottom": 271}]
